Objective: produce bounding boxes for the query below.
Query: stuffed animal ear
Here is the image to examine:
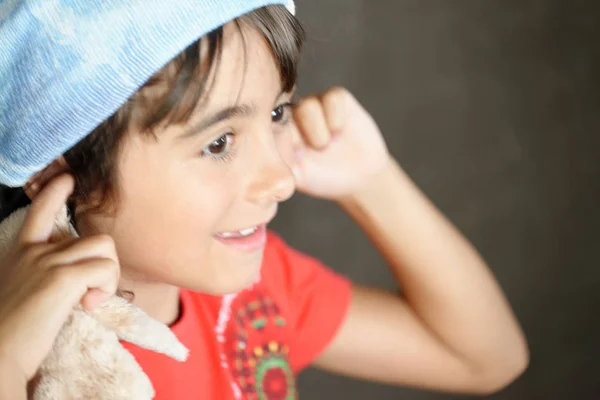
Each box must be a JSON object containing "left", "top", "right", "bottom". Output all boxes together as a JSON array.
[{"left": 90, "top": 296, "right": 189, "bottom": 362}]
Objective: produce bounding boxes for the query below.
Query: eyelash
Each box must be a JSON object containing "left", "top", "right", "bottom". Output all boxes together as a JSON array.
[
  {"left": 201, "top": 133, "right": 236, "bottom": 163},
  {"left": 272, "top": 102, "right": 295, "bottom": 125},
  {"left": 201, "top": 101, "right": 296, "bottom": 163}
]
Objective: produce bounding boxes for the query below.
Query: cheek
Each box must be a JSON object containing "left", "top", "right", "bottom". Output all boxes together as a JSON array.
[
  {"left": 119, "top": 166, "right": 234, "bottom": 241},
  {"left": 107, "top": 143, "right": 238, "bottom": 276},
  {"left": 118, "top": 137, "right": 233, "bottom": 228}
]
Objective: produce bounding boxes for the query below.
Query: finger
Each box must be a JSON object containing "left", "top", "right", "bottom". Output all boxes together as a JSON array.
[
  {"left": 321, "top": 87, "right": 349, "bottom": 134},
  {"left": 81, "top": 288, "right": 112, "bottom": 311},
  {"left": 294, "top": 96, "right": 331, "bottom": 150},
  {"left": 23, "top": 171, "right": 43, "bottom": 200},
  {"left": 19, "top": 259, "right": 120, "bottom": 362},
  {"left": 41, "top": 234, "right": 118, "bottom": 268},
  {"left": 50, "top": 257, "right": 120, "bottom": 301},
  {"left": 19, "top": 174, "right": 74, "bottom": 245},
  {"left": 23, "top": 158, "right": 69, "bottom": 201}
]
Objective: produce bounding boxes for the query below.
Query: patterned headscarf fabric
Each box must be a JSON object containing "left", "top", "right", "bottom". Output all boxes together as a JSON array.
[{"left": 0, "top": 0, "right": 295, "bottom": 186}]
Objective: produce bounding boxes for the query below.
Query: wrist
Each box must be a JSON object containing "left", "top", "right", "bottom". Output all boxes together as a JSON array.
[{"left": 337, "top": 156, "right": 404, "bottom": 210}]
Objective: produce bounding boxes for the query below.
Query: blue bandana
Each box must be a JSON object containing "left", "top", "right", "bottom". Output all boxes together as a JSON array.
[{"left": 0, "top": 0, "right": 295, "bottom": 186}]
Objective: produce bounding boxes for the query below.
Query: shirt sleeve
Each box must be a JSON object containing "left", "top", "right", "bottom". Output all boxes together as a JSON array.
[{"left": 263, "top": 232, "right": 353, "bottom": 373}]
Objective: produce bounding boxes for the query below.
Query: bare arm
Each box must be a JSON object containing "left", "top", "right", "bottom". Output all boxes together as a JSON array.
[{"left": 314, "top": 159, "right": 529, "bottom": 394}]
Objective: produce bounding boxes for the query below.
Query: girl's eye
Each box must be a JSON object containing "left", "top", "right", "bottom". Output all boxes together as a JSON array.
[
  {"left": 271, "top": 102, "right": 294, "bottom": 124},
  {"left": 202, "top": 132, "right": 235, "bottom": 161}
]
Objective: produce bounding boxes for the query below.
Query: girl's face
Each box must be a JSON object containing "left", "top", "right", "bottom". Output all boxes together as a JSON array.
[{"left": 80, "top": 23, "right": 297, "bottom": 294}]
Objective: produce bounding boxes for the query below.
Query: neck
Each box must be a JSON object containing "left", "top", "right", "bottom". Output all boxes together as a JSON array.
[
  {"left": 73, "top": 216, "right": 181, "bottom": 325},
  {"left": 119, "top": 275, "right": 181, "bottom": 325}
]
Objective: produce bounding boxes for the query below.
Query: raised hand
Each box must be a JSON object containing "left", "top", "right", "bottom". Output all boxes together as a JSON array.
[
  {"left": 292, "top": 87, "right": 392, "bottom": 201},
  {"left": 0, "top": 174, "right": 120, "bottom": 384}
]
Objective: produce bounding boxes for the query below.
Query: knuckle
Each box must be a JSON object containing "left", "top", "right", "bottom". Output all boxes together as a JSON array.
[
  {"left": 88, "top": 234, "right": 116, "bottom": 254},
  {"left": 49, "top": 266, "right": 73, "bottom": 287},
  {"left": 328, "top": 86, "right": 347, "bottom": 96},
  {"left": 37, "top": 273, "right": 57, "bottom": 292},
  {"left": 96, "top": 257, "right": 120, "bottom": 280},
  {"left": 98, "top": 234, "right": 116, "bottom": 249},
  {"left": 325, "top": 86, "right": 350, "bottom": 103},
  {"left": 36, "top": 253, "right": 57, "bottom": 270},
  {"left": 106, "top": 258, "right": 120, "bottom": 275},
  {"left": 91, "top": 233, "right": 113, "bottom": 246},
  {"left": 297, "top": 97, "right": 321, "bottom": 114},
  {"left": 22, "top": 245, "right": 49, "bottom": 267},
  {"left": 100, "top": 259, "right": 120, "bottom": 291},
  {"left": 35, "top": 242, "right": 69, "bottom": 268}
]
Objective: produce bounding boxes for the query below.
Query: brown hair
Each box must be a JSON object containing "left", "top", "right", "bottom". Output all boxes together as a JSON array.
[{"left": 63, "top": 5, "right": 304, "bottom": 216}]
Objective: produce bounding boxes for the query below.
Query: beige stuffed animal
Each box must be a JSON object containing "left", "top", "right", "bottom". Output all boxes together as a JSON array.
[{"left": 0, "top": 206, "right": 189, "bottom": 400}]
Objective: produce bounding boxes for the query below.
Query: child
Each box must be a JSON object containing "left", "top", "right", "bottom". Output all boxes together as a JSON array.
[{"left": 0, "top": 1, "right": 528, "bottom": 399}]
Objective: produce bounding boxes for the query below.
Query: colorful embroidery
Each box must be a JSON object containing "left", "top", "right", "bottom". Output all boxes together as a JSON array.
[{"left": 219, "top": 288, "right": 297, "bottom": 400}]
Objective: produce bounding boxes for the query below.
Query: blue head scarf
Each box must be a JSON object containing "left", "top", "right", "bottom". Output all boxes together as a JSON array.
[{"left": 0, "top": 0, "right": 296, "bottom": 186}]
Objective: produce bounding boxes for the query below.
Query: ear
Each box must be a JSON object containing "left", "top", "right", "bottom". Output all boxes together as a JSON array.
[{"left": 23, "top": 157, "right": 70, "bottom": 200}]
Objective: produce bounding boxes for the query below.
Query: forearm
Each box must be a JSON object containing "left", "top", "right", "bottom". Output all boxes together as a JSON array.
[
  {"left": 0, "top": 356, "right": 27, "bottom": 400},
  {"left": 339, "top": 158, "right": 528, "bottom": 375}
]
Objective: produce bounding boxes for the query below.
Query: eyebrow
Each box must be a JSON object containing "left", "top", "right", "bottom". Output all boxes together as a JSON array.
[{"left": 178, "top": 103, "right": 256, "bottom": 140}]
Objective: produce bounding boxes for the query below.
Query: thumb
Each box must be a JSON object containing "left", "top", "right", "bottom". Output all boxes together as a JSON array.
[{"left": 81, "top": 288, "right": 112, "bottom": 311}]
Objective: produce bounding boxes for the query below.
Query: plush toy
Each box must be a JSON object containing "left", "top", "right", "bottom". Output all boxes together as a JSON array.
[{"left": 0, "top": 206, "right": 189, "bottom": 400}]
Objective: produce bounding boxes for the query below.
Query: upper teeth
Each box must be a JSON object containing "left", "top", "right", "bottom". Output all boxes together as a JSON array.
[
  {"left": 219, "top": 226, "right": 258, "bottom": 238},
  {"left": 239, "top": 227, "right": 258, "bottom": 236}
]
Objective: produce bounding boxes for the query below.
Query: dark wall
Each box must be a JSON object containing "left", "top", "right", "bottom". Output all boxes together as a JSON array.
[{"left": 271, "top": 0, "right": 600, "bottom": 398}]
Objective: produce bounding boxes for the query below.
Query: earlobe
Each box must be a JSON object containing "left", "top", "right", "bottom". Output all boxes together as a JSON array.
[{"left": 23, "top": 157, "right": 71, "bottom": 200}]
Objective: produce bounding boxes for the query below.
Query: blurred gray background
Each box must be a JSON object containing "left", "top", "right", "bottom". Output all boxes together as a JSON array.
[{"left": 271, "top": 0, "right": 600, "bottom": 398}]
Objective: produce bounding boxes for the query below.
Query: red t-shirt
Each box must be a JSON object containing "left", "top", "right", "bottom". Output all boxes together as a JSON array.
[{"left": 122, "top": 232, "right": 352, "bottom": 399}]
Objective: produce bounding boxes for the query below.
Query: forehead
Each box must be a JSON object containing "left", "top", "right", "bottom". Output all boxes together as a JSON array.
[{"left": 204, "top": 22, "right": 282, "bottom": 109}]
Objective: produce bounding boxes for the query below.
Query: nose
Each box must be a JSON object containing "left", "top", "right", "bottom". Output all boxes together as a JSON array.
[{"left": 246, "top": 137, "right": 296, "bottom": 206}]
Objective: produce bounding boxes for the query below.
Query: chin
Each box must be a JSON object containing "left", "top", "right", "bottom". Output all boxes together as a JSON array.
[{"left": 181, "top": 258, "right": 262, "bottom": 296}]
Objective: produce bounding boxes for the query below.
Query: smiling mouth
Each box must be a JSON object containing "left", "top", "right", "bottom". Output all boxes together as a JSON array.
[
  {"left": 214, "top": 208, "right": 277, "bottom": 252},
  {"left": 214, "top": 224, "right": 268, "bottom": 253},
  {"left": 215, "top": 226, "right": 259, "bottom": 239}
]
